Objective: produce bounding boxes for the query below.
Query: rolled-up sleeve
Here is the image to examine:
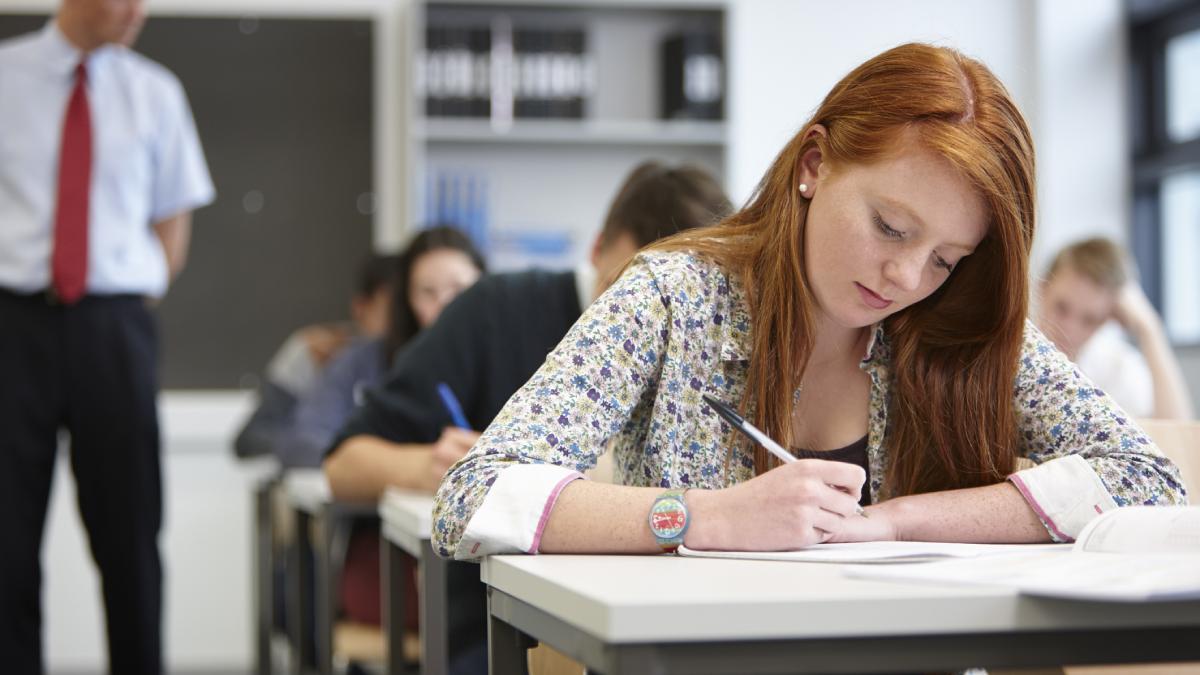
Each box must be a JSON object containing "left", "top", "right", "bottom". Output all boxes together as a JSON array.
[
  {"left": 150, "top": 76, "right": 214, "bottom": 221},
  {"left": 433, "top": 255, "right": 674, "bottom": 559},
  {"left": 1009, "top": 322, "right": 1188, "bottom": 542}
]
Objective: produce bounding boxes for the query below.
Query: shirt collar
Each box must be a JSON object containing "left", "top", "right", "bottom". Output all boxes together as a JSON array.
[
  {"left": 862, "top": 322, "right": 888, "bottom": 363},
  {"left": 718, "top": 276, "right": 890, "bottom": 370},
  {"left": 719, "top": 271, "right": 754, "bottom": 362},
  {"left": 39, "top": 20, "right": 118, "bottom": 80}
]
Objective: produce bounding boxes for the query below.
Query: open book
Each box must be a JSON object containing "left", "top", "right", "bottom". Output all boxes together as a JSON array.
[{"left": 844, "top": 506, "right": 1200, "bottom": 601}]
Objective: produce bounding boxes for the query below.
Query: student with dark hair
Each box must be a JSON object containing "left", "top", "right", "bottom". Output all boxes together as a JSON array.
[
  {"left": 281, "top": 225, "right": 485, "bottom": 469},
  {"left": 233, "top": 252, "right": 399, "bottom": 459},
  {"left": 273, "top": 226, "right": 484, "bottom": 646},
  {"left": 324, "top": 161, "right": 731, "bottom": 498},
  {"left": 431, "top": 44, "right": 1184, "bottom": 566},
  {"left": 322, "top": 160, "right": 731, "bottom": 674}
]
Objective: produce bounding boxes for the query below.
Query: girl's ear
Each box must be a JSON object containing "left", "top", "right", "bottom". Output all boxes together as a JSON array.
[{"left": 795, "top": 124, "right": 828, "bottom": 197}]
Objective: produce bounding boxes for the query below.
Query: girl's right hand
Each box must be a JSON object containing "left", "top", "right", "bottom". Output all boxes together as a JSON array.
[{"left": 682, "top": 459, "right": 867, "bottom": 551}]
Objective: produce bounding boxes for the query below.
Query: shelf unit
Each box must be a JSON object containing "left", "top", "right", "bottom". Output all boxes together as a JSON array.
[
  {"left": 403, "top": 0, "right": 728, "bottom": 271},
  {"left": 417, "top": 118, "right": 726, "bottom": 146}
]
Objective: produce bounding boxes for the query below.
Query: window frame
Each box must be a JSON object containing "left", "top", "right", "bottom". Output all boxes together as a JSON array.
[{"left": 1127, "top": 0, "right": 1200, "bottom": 345}]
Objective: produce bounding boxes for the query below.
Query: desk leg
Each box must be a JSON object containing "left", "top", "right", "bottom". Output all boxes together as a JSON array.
[
  {"left": 383, "top": 537, "right": 409, "bottom": 675},
  {"left": 254, "top": 481, "right": 274, "bottom": 675},
  {"left": 488, "top": 589, "right": 532, "bottom": 675},
  {"left": 290, "top": 508, "right": 315, "bottom": 675},
  {"left": 315, "top": 508, "right": 336, "bottom": 675},
  {"left": 420, "top": 541, "right": 449, "bottom": 675}
]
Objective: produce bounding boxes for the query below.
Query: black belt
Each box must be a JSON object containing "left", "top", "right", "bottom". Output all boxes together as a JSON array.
[{"left": 0, "top": 287, "right": 143, "bottom": 306}]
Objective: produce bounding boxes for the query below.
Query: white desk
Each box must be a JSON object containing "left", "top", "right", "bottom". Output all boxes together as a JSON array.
[
  {"left": 282, "top": 469, "right": 376, "bottom": 675},
  {"left": 283, "top": 469, "right": 332, "bottom": 516},
  {"left": 379, "top": 489, "right": 449, "bottom": 675},
  {"left": 247, "top": 462, "right": 281, "bottom": 675},
  {"left": 482, "top": 554, "right": 1200, "bottom": 674}
]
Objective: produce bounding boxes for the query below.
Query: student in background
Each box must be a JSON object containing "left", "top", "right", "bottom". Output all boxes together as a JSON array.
[
  {"left": 233, "top": 253, "right": 398, "bottom": 459},
  {"left": 1036, "top": 237, "right": 1194, "bottom": 420},
  {"left": 279, "top": 226, "right": 483, "bottom": 646},
  {"left": 277, "top": 226, "right": 485, "bottom": 469},
  {"left": 323, "top": 160, "right": 731, "bottom": 674},
  {"left": 324, "top": 162, "right": 732, "bottom": 498},
  {"left": 432, "top": 43, "right": 1187, "bottom": 564}
]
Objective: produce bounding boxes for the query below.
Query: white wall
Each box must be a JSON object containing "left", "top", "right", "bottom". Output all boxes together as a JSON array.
[
  {"left": 1031, "top": 0, "right": 1129, "bottom": 275},
  {"left": 727, "top": 0, "right": 1037, "bottom": 206}
]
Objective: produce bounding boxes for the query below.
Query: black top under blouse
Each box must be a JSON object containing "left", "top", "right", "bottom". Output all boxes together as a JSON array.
[{"left": 791, "top": 435, "right": 871, "bottom": 506}]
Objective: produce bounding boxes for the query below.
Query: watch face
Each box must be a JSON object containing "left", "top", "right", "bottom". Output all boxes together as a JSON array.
[{"left": 649, "top": 497, "right": 687, "bottom": 539}]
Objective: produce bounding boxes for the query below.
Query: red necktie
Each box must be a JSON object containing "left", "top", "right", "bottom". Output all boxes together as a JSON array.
[{"left": 50, "top": 62, "right": 92, "bottom": 304}]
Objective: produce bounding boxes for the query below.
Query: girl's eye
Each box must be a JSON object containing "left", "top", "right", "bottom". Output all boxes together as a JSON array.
[
  {"left": 873, "top": 213, "right": 903, "bottom": 239},
  {"left": 933, "top": 253, "right": 954, "bottom": 272}
]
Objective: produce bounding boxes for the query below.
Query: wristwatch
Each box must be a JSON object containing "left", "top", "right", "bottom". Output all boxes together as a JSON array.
[{"left": 648, "top": 487, "right": 690, "bottom": 553}]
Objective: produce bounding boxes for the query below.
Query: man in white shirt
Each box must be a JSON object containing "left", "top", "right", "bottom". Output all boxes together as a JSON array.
[
  {"left": 0, "top": 1, "right": 214, "bottom": 673},
  {"left": 1036, "top": 237, "right": 1194, "bottom": 421}
]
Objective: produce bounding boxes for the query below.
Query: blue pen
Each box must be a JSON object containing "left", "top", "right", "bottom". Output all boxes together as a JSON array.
[{"left": 436, "top": 382, "right": 470, "bottom": 429}]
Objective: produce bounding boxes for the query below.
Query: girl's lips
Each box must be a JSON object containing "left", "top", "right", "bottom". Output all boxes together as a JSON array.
[{"left": 855, "top": 283, "right": 893, "bottom": 310}]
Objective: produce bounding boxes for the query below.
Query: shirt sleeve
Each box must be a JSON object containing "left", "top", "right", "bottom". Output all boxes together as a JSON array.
[
  {"left": 1008, "top": 322, "right": 1188, "bottom": 542},
  {"left": 433, "top": 255, "right": 674, "bottom": 560},
  {"left": 278, "top": 339, "right": 382, "bottom": 469},
  {"left": 150, "top": 76, "right": 215, "bottom": 222},
  {"left": 1076, "top": 326, "right": 1155, "bottom": 418},
  {"left": 233, "top": 381, "right": 297, "bottom": 459},
  {"left": 267, "top": 331, "right": 322, "bottom": 398},
  {"left": 1113, "top": 343, "right": 1155, "bottom": 418}
]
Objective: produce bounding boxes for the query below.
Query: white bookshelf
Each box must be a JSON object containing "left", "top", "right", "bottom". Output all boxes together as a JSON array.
[
  {"left": 418, "top": 117, "right": 726, "bottom": 145},
  {"left": 403, "top": 0, "right": 728, "bottom": 270}
]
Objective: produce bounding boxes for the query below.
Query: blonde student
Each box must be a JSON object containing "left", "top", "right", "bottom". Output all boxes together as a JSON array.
[
  {"left": 432, "top": 43, "right": 1187, "bottom": 560},
  {"left": 1037, "top": 237, "right": 1194, "bottom": 421}
]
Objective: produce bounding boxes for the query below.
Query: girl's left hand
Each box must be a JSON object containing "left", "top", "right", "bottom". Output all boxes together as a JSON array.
[{"left": 826, "top": 500, "right": 903, "bottom": 543}]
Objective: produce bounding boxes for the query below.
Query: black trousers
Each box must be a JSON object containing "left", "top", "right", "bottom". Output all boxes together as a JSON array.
[{"left": 0, "top": 289, "right": 163, "bottom": 675}]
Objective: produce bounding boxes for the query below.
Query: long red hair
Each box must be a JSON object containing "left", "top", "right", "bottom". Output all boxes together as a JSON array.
[{"left": 647, "top": 43, "right": 1036, "bottom": 497}]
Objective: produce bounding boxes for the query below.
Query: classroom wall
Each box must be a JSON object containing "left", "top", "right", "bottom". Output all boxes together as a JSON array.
[{"left": 726, "top": 0, "right": 1036, "bottom": 207}]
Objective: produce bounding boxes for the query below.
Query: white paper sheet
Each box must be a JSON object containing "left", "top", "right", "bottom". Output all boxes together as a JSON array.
[{"left": 677, "top": 541, "right": 1065, "bottom": 564}]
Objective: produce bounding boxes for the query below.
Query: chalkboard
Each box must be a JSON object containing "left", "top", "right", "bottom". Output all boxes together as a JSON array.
[{"left": 0, "top": 14, "right": 375, "bottom": 389}]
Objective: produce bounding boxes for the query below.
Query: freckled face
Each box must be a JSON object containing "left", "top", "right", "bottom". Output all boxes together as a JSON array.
[{"left": 802, "top": 134, "right": 989, "bottom": 329}]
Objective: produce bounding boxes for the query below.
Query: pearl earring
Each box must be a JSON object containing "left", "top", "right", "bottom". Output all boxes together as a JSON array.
[{"left": 798, "top": 183, "right": 809, "bottom": 196}]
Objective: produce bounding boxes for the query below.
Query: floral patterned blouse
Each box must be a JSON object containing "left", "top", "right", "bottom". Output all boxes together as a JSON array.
[{"left": 432, "top": 250, "right": 1188, "bottom": 559}]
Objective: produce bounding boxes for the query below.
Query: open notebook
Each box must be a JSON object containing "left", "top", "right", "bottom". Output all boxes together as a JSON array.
[
  {"left": 677, "top": 540, "right": 1066, "bottom": 564},
  {"left": 844, "top": 506, "right": 1200, "bottom": 601}
]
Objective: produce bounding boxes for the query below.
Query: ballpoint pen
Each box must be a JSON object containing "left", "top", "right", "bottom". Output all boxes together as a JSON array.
[
  {"left": 702, "top": 393, "right": 867, "bottom": 517},
  {"left": 436, "top": 382, "right": 470, "bottom": 429}
]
